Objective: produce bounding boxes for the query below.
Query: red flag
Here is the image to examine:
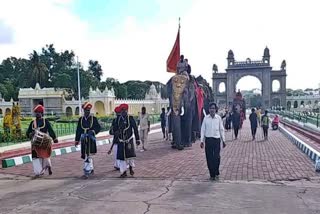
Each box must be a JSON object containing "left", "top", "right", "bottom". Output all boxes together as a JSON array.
[{"left": 166, "top": 28, "right": 180, "bottom": 73}]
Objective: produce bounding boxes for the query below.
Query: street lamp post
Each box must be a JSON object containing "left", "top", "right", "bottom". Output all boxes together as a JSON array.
[{"left": 77, "top": 56, "right": 82, "bottom": 115}]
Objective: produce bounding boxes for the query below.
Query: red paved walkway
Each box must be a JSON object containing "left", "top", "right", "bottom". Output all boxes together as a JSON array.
[{"left": 0, "top": 119, "right": 318, "bottom": 181}]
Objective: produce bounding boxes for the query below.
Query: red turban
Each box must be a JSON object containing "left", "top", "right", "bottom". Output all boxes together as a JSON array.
[
  {"left": 119, "top": 103, "right": 129, "bottom": 111},
  {"left": 33, "top": 104, "right": 44, "bottom": 113},
  {"left": 114, "top": 106, "right": 121, "bottom": 113},
  {"left": 82, "top": 102, "right": 92, "bottom": 110}
]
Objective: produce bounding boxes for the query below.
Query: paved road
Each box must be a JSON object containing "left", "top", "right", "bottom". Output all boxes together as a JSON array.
[
  {"left": 1, "top": 119, "right": 318, "bottom": 181},
  {"left": 0, "top": 119, "right": 319, "bottom": 213}
]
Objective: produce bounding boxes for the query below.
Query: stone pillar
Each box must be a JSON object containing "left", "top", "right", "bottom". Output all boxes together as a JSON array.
[
  {"left": 227, "top": 72, "right": 235, "bottom": 107},
  {"left": 280, "top": 77, "right": 287, "bottom": 108},
  {"left": 262, "top": 70, "right": 271, "bottom": 109}
]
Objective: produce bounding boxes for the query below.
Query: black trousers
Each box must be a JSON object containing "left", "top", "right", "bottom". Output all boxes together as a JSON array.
[
  {"left": 262, "top": 126, "right": 268, "bottom": 137},
  {"left": 161, "top": 125, "right": 166, "bottom": 137},
  {"left": 205, "top": 137, "right": 221, "bottom": 178},
  {"left": 234, "top": 127, "right": 239, "bottom": 138},
  {"left": 225, "top": 121, "right": 231, "bottom": 130},
  {"left": 251, "top": 127, "right": 257, "bottom": 137}
]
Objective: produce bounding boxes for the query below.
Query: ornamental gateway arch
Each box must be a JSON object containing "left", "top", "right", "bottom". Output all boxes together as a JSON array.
[{"left": 212, "top": 47, "right": 287, "bottom": 109}]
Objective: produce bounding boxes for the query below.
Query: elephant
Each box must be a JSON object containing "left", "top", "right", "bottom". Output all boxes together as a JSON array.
[
  {"left": 195, "top": 75, "right": 214, "bottom": 119},
  {"left": 166, "top": 74, "right": 210, "bottom": 150}
]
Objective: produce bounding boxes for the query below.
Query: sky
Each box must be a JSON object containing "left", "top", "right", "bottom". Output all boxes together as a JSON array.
[{"left": 0, "top": 0, "right": 319, "bottom": 90}]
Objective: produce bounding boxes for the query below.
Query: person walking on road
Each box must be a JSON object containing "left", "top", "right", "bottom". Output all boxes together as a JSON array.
[
  {"left": 26, "top": 104, "right": 58, "bottom": 178},
  {"left": 160, "top": 108, "right": 166, "bottom": 139},
  {"left": 108, "top": 106, "right": 122, "bottom": 170},
  {"left": 200, "top": 102, "right": 226, "bottom": 181},
  {"left": 256, "top": 107, "right": 261, "bottom": 126},
  {"left": 231, "top": 108, "right": 241, "bottom": 140},
  {"left": 261, "top": 110, "right": 270, "bottom": 140},
  {"left": 138, "top": 107, "right": 150, "bottom": 151},
  {"left": 112, "top": 103, "right": 141, "bottom": 178},
  {"left": 249, "top": 108, "right": 258, "bottom": 141}
]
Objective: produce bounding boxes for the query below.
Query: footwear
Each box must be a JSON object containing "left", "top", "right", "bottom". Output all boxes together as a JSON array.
[
  {"left": 48, "top": 166, "right": 53, "bottom": 175},
  {"left": 210, "top": 177, "right": 216, "bottom": 181},
  {"left": 120, "top": 171, "right": 127, "bottom": 178},
  {"left": 32, "top": 175, "right": 40, "bottom": 179},
  {"left": 215, "top": 175, "right": 220, "bottom": 180},
  {"left": 114, "top": 167, "right": 120, "bottom": 171},
  {"left": 82, "top": 174, "right": 89, "bottom": 179},
  {"left": 129, "top": 166, "right": 134, "bottom": 176},
  {"left": 177, "top": 146, "right": 184, "bottom": 151}
]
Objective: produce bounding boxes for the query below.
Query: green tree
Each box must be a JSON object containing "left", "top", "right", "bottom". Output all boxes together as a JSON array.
[
  {"left": 30, "top": 50, "right": 49, "bottom": 87},
  {"left": 88, "top": 60, "right": 103, "bottom": 81},
  {"left": 126, "top": 81, "right": 149, "bottom": 99},
  {"left": 0, "top": 80, "right": 17, "bottom": 101},
  {"left": 286, "top": 88, "right": 293, "bottom": 96},
  {"left": 115, "top": 84, "right": 127, "bottom": 99},
  {"left": 52, "top": 73, "right": 72, "bottom": 88}
]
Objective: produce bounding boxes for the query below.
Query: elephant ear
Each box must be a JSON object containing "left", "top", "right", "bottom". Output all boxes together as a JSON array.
[{"left": 166, "top": 77, "right": 173, "bottom": 108}]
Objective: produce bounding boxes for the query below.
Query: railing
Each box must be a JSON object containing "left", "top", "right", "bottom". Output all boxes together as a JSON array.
[
  {"left": 270, "top": 110, "right": 319, "bottom": 128},
  {"left": 0, "top": 114, "right": 160, "bottom": 147}
]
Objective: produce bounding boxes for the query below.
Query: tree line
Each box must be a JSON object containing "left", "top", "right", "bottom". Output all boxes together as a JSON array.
[{"left": 0, "top": 44, "right": 167, "bottom": 101}]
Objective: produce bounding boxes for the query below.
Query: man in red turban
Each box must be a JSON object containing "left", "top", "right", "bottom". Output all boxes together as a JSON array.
[
  {"left": 33, "top": 104, "right": 44, "bottom": 113},
  {"left": 75, "top": 101, "right": 101, "bottom": 178},
  {"left": 112, "top": 103, "right": 141, "bottom": 178},
  {"left": 115, "top": 106, "right": 121, "bottom": 114},
  {"left": 108, "top": 106, "right": 122, "bottom": 170},
  {"left": 119, "top": 103, "right": 129, "bottom": 112},
  {"left": 82, "top": 101, "right": 93, "bottom": 110},
  {"left": 27, "top": 104, "right": 58, "bottom": 178}
]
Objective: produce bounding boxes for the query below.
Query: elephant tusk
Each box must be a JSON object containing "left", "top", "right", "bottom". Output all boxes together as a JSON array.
[
  {"left": 180, "top": 106, "right": 185, "bottom": 116},
  {"left": 203, "top": 109, "right": 207, "bottom": 116}
]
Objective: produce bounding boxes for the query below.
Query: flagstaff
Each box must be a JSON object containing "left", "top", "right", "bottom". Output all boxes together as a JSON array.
[{"left": 77, "top": 56, "right": 82, "bottom": 115}]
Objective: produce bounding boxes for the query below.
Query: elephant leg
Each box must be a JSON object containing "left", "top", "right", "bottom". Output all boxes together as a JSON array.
[
  {"left": 181, "top": 110, "right": 192, "bottom": 147},
  {"left": 172, "top": 114, "right": 183, "bottom": 150}
]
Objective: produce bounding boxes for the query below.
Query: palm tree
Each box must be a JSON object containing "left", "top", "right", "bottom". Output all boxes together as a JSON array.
[{"left": 29, "top": 50, "right": 48, "bottom": 87}]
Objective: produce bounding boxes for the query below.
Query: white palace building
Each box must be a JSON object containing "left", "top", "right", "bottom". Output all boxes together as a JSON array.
[{"left": 0, "top": 83, "right": 169, "bottom": 116}]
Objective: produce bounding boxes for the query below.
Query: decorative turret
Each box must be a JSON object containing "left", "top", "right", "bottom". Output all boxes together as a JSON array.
[
  {"left": 263, "top": 46, "right": 270, "bottom": 64},
  {"left": 35, "top": 83, "right": 41, "bottom": 90},
  {"left": 281, "top": 60, "right": 286, "bottom": 71},
  {"left": 227, "top": 50, "right": 235, "bottom": 66},
  {"left": 145, "top": 84, "right": 161, "bottom": 100},
  {"left": 212, "top": 64, "right": 218, "bottom": 73}
]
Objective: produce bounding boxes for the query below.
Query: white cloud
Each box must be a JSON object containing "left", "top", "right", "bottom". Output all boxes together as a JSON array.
[
  {"left": 0, "top": 0, "right": 88, "bottom": 59},
  {"left": 0, "top": 0, "right": 319, "bottom": 90}
]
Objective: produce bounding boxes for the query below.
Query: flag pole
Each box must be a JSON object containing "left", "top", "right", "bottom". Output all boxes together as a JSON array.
[{"left": 77, "top": 56, "right": 82, "bottom": 115}]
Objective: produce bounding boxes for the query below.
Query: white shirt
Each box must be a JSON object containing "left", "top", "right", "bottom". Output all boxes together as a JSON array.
[
  {"left": 139, "top": 113, "right": 149, "bottom": 130},
  {"left": 176, "top": 60, "right": 188, "bottom": 74},
  {"left": 201, "top": 114, "right": 225, "bottom": 143}
]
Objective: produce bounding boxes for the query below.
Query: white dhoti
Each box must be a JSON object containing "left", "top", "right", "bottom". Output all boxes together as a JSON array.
[
  {"left": 119, "top": 159, "right": 135, "bottom": 174},
  {"left": 113, "top": 144, "right": 120, "bottom": 168},
  {"left": 83, "top": 156, "right": 94, "bottom": 175},
  {"left": 32, "top": 158, "right": 52, "bottom": 175},
  {"left": 139, "top": 129, "right": 149, "bottom": 147}
]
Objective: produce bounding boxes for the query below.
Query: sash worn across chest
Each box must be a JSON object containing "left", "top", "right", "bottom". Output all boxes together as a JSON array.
[{"left": 81, "top": 116, "right": 93, "bottom": 132}]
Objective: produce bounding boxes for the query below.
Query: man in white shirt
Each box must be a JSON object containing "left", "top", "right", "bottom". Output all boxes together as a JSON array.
[
  {"left": 138, "top": 107, "right": 150, "bottom": 151},
  {"left": 176, "top": 55, "right": 188, "bottom": 76},
  {"left": 200, "top": 102, "right": 226, "bottom": 181}
]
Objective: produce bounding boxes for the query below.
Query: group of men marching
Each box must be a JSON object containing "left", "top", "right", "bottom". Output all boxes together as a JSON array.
[{"left": 28, "top": 102, "right": 141, "bottom": 179}]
